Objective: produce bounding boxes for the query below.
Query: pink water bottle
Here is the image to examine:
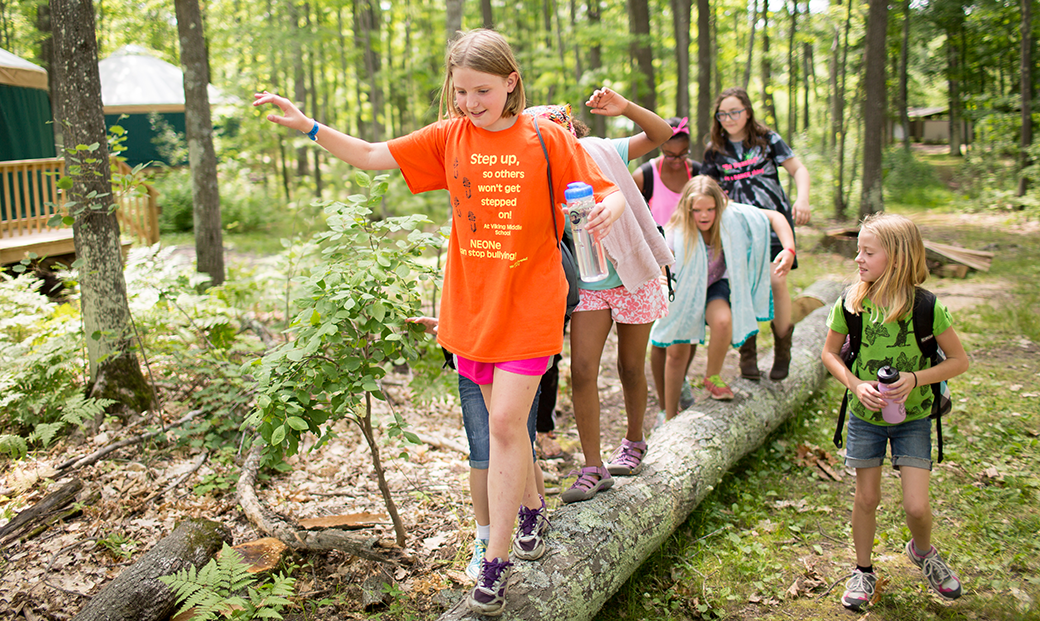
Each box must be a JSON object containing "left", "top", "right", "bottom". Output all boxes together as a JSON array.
[{"left": 877, "top": 366, "right": 906, "bottom": 424}]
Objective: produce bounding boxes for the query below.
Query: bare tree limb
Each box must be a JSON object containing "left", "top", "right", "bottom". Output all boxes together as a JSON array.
[{"left": 236, "top": 442, "right": 408, "bottom": 565}]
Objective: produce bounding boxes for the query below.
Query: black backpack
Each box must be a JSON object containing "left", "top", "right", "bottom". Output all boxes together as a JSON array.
[{"left": 833, "top": 288, "right": 954, "bottom": 462}]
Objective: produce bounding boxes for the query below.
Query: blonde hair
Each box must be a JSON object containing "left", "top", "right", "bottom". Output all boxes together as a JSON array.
[
  {"left": 669, "top": 176, "right": 728, "bottom": 262},
  {"left": 845, "top": 212, "right": 929, "bottom": 323},
  {"left": 438, "top": 30, "right": 526, "bottom": 120}
]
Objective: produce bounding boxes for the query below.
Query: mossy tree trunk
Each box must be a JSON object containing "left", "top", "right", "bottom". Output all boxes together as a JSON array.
[
  {"left": 50, "top": 0, "right": 151, "bottom": 414},
  {"left": 436, "top": 281, "right": 843, "bottom": 621}
]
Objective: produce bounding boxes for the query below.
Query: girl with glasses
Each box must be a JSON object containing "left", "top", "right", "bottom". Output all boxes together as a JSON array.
[{"left": 702, "top": 87, "right": 811, "bottom": 383}]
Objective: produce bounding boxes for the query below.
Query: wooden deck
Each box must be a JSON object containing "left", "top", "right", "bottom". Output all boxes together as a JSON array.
[{"left": 0, "top": 157, "right": 159, "bottom": 265}]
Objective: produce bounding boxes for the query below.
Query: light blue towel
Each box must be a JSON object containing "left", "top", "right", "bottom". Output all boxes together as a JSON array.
[{"left": 650, "top": 202, "right": 774, "bottom": 348}]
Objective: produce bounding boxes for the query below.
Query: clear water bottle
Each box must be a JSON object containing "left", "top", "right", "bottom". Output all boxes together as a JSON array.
[
  {"left": 877, "top": 366, "right": 907, "bottom": 424},
  {"left": 564, "top": 182, "right": 609, "bottom": 282}
]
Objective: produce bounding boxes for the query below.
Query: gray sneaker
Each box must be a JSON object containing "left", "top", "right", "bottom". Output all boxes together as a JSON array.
[
  {"left": 906, "top": 540, "right": 962, "bottom": 600},
  {"left": 512, "top": 496, "right": 549, "bottom": 560},
  {"left": 841, "top": 568, "right": 877, "bottom": 610},
  {"left": 679, "top": 380, "right": 695, "bottom": 410}
]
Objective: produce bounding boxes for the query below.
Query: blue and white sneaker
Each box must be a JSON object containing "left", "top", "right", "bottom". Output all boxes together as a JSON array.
[{"left": 465, "top": 538, "right": 488, "bottom": 580}]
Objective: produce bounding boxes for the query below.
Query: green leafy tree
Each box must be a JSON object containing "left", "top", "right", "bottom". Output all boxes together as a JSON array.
[{"left": 246, "top": 173, "right": 443, "bottom": 546}]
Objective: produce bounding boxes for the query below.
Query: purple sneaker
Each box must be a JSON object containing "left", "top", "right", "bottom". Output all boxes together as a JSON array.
[
  {"left": 906, "top": 540, "right": 962, "bottom": 600},
  {"left": 606, "top": 438, "right": 647, "bottom": 476},
  {"left": 468, "top": 556, "right": 513, "bottom": 616},
  {"left": 512, "top": 496, "right": 550, "bottom": 560}
]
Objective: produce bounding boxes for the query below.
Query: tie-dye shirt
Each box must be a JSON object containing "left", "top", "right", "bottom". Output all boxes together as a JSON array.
[{"left": 701, "top": 131, "right": 795, "bottom": 217}]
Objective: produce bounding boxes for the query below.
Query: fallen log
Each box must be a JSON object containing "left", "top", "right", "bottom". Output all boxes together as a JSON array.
[
  {"left": 436, "top": 279, "right": 844, "bottom": 621},
  {"left": 71, "top": 518, "right": 231, "bottom": 621},
  {"left": 0, "top": 479, "right": 83, "bottom": 547}
]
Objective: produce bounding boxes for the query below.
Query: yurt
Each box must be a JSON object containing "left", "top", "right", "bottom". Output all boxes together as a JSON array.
[
  {"left": 0, "top": 47, "right": 56, "bottom": 162},
  {"left": 99, "top": 45, "right": 226, "bottom": 167}
]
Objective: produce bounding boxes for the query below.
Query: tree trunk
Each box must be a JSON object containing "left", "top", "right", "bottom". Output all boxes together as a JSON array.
[
  {"left": 71, "top": 519, "right": 232, "bottom": 621},
  {"left": 743, "top": 0, "right": 757, "bottom": 91},
  {"left": 627, "top": 0, "right": 656, "bottom": 115},
  {"left": 481, "top": 0, "right": 494, "bottom": 29},
  {"left": 803, "top": 40, "right": 812, "bottom": 130},
  {"left": 833, "top": 0, "right": 852, "bottom": 219},
  {"left": 861, "top": 0, "right": 888, "bottom": 217},
  {"left": 175, "top": 0, "right": 225, "bottom": 287},
  {"left": 446, "top": 0, "right": 462, "bottom": 40},
  {"left": 1018, "top": 0, "right": 1033, "bottom": 197},
  {"left": 946, "top": 14, "right": 963, "bottom": 157},
  {"left": 787, "top": 0, "right": 798, "bottom": 141},
  {"left": 358, "top": 0, "right": 384, "bottom": 142},
  {"left": 671, "top": 0, "right": 691, "bottom": 121},
  {"left": 50, "top": 0, "right": 151, "bottom": 413},
  {"left": 435, "top": 281, "right": 844, "bottom": 621},
  {"left": 290, "top": 0, "right": 308, "bottom": 176},
  {"left": 761, "top": 3, "right": 777, "bottom": 127},
  {"left": 696, "top": 0, "right": 711, "bottom": 151},
  {"left": 587, "top": 0, "right": 606, "bottom": 138},
  {"left": 899, "top": 0, "right": 911, "bottom": 151}
]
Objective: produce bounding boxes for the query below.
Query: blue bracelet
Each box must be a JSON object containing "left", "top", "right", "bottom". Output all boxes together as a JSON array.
[{"left": 305, "top": 121, "right": 319, "bottom": 141}]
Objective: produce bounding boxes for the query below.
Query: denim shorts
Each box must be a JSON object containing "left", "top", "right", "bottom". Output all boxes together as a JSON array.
[
  {"left": 844, "top": 414, "right": 932, "bottom": 471},
  {"left": 458, "top": 374, "right": 539, "bottom": 469},
  {"left": 706, "top": 278, "right": 731, "bottom": 305}
]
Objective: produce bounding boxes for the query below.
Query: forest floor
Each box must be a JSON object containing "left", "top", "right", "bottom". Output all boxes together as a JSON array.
[{"left": 2, "top": 209, "right": 1038, "bottom": 621}]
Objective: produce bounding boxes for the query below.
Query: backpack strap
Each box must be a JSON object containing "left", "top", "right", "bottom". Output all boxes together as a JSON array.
[
  {"left": 911, "top": 287, "right": 947, "bottom": 462},
  {"left": 638, "top": 160, "right": 655, "bottom": 204},
  {"left": 833, "top": 294, "right": 863, "bottom": 450}
]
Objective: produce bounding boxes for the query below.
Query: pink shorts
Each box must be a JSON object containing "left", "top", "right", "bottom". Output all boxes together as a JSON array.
[
  {"left": 573, "top": 279, "right": 668, "bottom": 325},
  {"left": 455, "top": 355, "right": 553, "bottom": 386}
]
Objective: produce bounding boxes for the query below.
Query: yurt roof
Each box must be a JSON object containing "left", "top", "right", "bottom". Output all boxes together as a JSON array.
[
  {"left": 0, "top": 47, "right": 48, "bottom": 91},
  {"left": 99, "top": 44, "right": 227, "bottom": 114}
]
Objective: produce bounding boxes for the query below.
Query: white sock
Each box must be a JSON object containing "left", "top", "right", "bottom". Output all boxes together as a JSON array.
[{"left": 476, "top": 524, "right": 490, "bottom": 541}]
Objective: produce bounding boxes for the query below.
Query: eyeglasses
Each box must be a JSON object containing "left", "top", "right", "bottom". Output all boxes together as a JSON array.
[
  {"left": 662, "top": 150, "right": 689, "bottom": 160},
  {"left": 715, "top": 109, "right": 745, "bottom": 121}
]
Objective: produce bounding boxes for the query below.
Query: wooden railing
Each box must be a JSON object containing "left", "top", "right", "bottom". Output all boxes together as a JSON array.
[{"left": 0, "top": 157, "right": 160, "bottom": 247}]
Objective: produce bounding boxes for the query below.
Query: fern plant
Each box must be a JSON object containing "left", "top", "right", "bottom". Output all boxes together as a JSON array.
[{"left": 158, "top": 542, "right": 295, "bottom": 620}]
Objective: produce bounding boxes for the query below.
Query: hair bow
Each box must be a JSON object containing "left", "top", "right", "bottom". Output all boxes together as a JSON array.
[{"left": 672, "top": 117, "right": 689, "bottom": 136}]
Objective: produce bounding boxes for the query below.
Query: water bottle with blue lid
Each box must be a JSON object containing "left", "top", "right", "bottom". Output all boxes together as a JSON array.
[{"left": 564, "top": 182, "right": 609, "bottom": 282}]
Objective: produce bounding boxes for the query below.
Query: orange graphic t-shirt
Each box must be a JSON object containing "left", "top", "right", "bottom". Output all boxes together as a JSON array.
[{"left": 388, "top": 114, "right": 617, "bottom": 362}]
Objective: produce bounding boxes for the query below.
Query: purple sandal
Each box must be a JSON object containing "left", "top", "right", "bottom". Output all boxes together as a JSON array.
[{"left": 560, "top": 465, "right": 613, "bottom": 504}]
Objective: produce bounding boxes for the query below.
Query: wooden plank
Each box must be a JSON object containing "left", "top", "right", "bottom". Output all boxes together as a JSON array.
[
  {"left": 924, "top": 240, "right": 992, "bottom": 272},
  {"left": 924, "top": 240, "right": 995, "bottom": 259}
]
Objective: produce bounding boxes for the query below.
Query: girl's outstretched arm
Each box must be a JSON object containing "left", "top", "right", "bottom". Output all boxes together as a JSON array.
[
  {"left": 762, "top": 210, "right": 795, "bottom": 276},
  {"left": 781, "top": 156, "right": 811, "bottom": 225},
  {"left": 822, "top": 329, "right": 884, "bottom": 411},
  {"left": 253, "top": 91, "right": 399, "bottom": 171},
  {"left": 585, "top": 87, "right": 673, "bottom": 160}
]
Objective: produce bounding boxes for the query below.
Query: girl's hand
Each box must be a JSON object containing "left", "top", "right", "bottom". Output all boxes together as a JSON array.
[
  {"left": 585, "top": 87, "right": 628, "bottom": 118},
  {"left": 772, "top": 249, "right": 794, "bottom": 277},
  {"left": 584, "top": 202, "right": 614, "bottom": 241},
  {"left": 253, "top": 91, "right": 311, "bottom": 133},
  {"left": 852, "top": 380, "right": 884, "bottom": 412},
  {"left": 792, "top": 197, "right": 811, "bottom": 225},
  {"left": 406, "top": 316, "right": 438, "bottom": 336},
  {"left": 883, "top": 372, "right": 917, "bottom": 404}
]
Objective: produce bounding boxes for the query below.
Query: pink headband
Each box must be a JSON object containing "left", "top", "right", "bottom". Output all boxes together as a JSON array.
[{"left": 671, "top": 117, "right": 689, "bottom": 136}]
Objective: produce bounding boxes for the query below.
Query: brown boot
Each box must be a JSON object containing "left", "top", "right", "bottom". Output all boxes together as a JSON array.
[
  {"left": 738, "top": 336, "right": 761, "bottom": 380},
  {"left": 770, "top": 322, "right": 795, "bottom": 380}
]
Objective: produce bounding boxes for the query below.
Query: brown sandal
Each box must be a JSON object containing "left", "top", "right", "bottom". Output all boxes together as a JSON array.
[{"left": 536, "top": 431, "right": 564, "bottom": 460}]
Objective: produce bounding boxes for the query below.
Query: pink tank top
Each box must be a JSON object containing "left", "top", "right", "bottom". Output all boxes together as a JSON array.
[{"left": 648, "top": 158, "right": 691, "bottom": 226}]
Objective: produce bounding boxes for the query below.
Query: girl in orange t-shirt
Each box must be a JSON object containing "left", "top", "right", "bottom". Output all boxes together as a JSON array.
[{"left": 255, "top": 29, "right": 622, "bottom": 616}]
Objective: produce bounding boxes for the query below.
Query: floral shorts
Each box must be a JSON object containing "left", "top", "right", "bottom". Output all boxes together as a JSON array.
[{"left": 574, "top": 278, "right": 668, "bottom": 325}]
